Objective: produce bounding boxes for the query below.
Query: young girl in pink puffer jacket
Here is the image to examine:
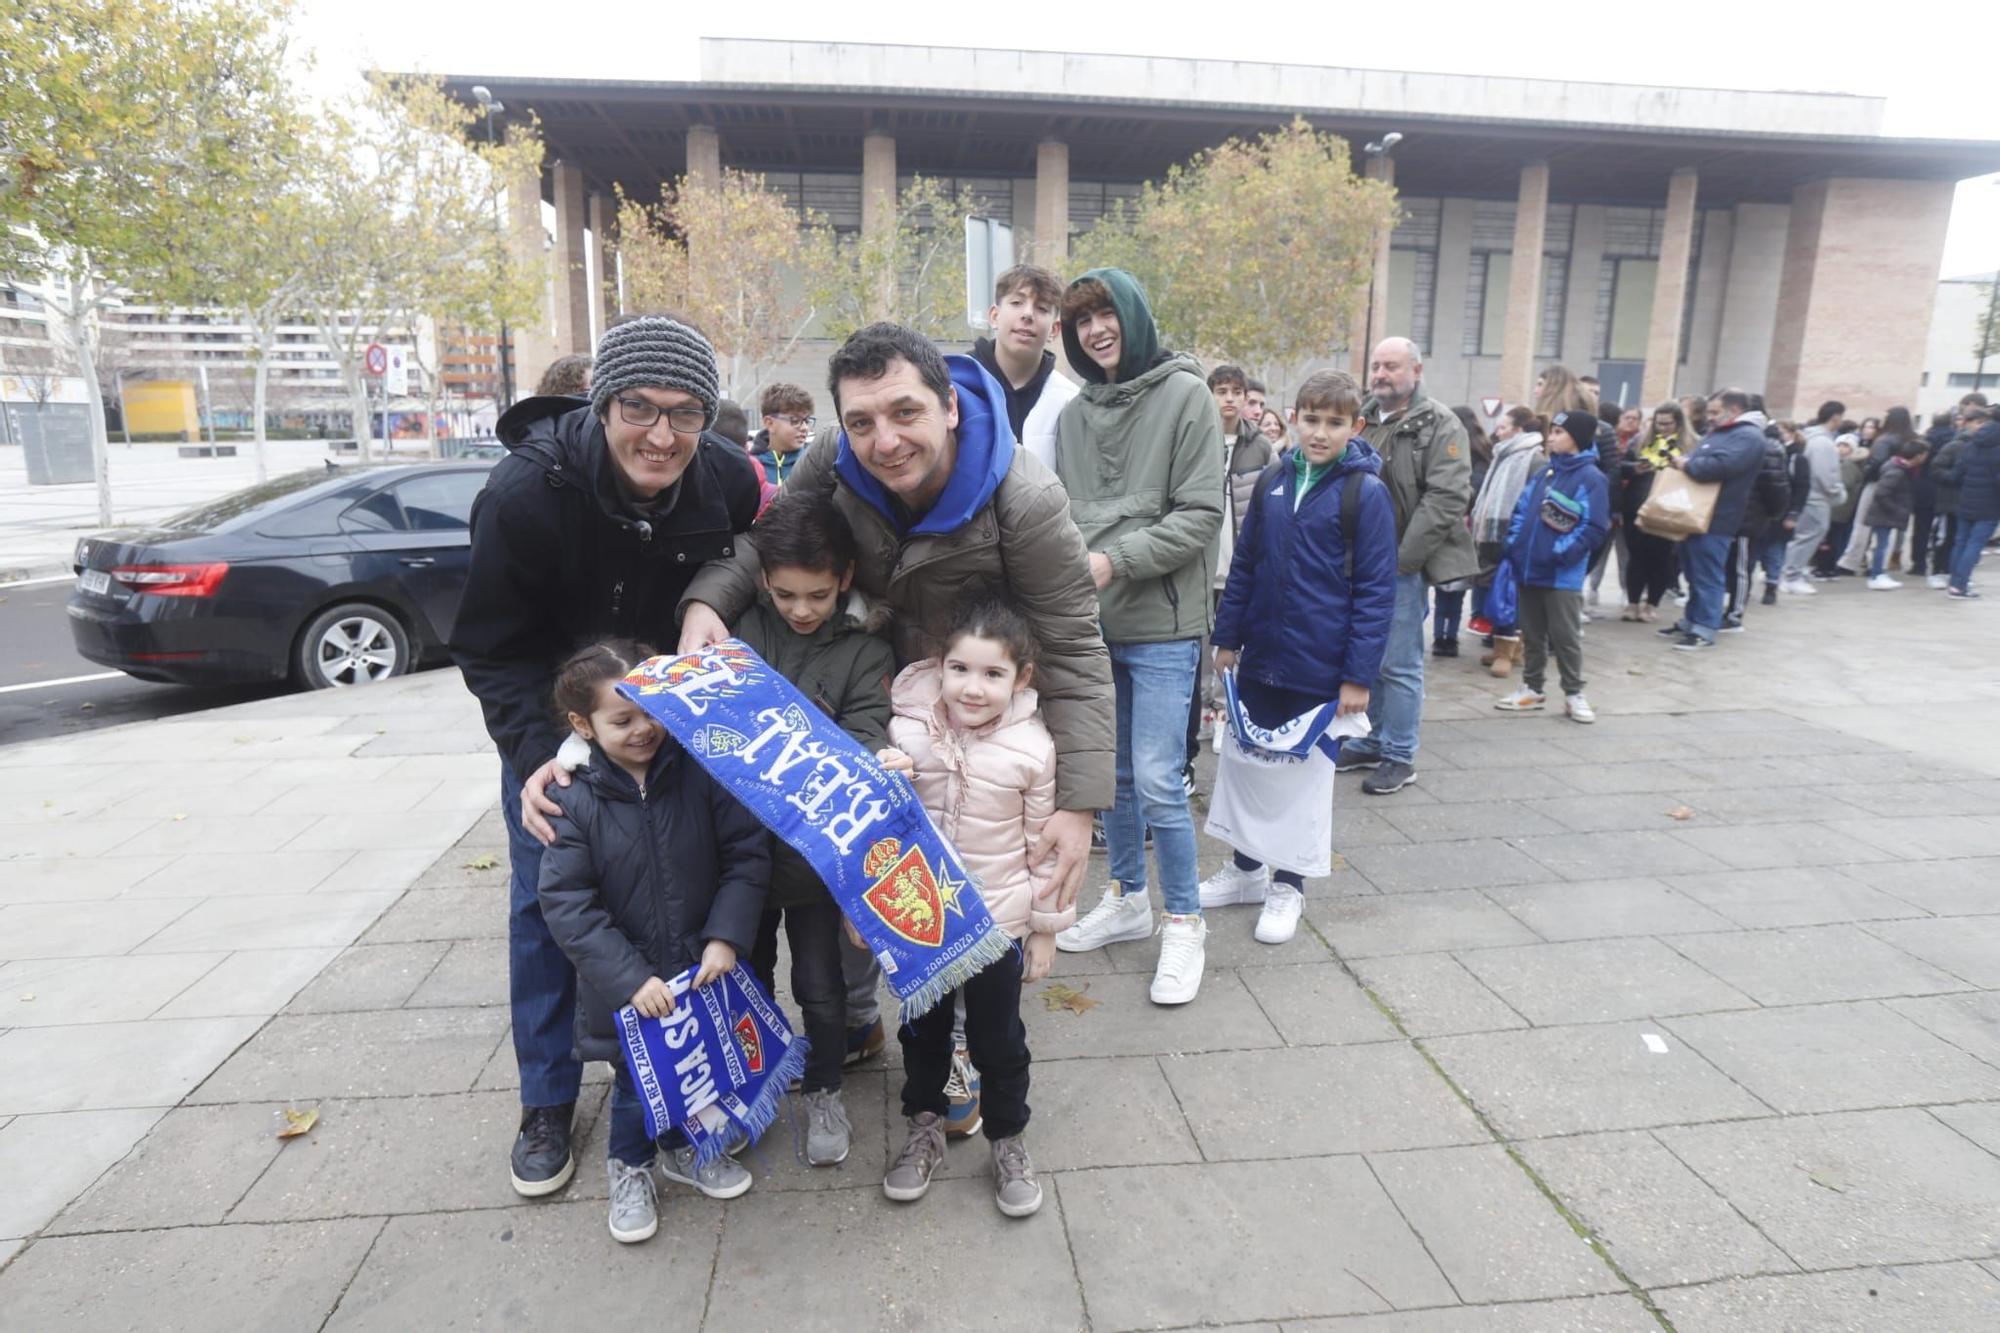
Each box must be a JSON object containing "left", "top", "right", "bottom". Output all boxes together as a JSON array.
[{"left": 875, "top": 599, "right": 1072, "bottom": 1220}]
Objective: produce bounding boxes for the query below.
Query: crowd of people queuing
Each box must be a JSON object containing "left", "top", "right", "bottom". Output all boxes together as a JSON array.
[{"left": 445, "top": 260, "right": 2000, "bottom": 1248}]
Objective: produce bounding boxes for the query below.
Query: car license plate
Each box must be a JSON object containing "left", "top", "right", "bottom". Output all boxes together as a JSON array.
[{"left": 78, "top": 569, "right": 111, "bottom": 597}]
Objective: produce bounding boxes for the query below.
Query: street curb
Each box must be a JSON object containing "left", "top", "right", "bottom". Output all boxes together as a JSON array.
[{"left": 1, "top": 561, "right": 72, "bottom": 586}]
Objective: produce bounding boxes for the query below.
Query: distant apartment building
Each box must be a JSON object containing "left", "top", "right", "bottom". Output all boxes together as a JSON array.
[{"left": 1920, "top": 273, "right": 2000, "bottom": 417}]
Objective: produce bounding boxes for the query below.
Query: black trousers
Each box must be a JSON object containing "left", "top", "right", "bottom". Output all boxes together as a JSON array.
[
  {"left": 750, "top": 899, "right": 845, "bottom": 1093},
  {"left": 1910, "top": 510, "right": 1937, "bottom": 575},
  {"left": 900, "top": 943, "right": 1029, "bottom": 1140},
  {"left": 1622, "top": 525, "right": 1678, "bottom": 606}
]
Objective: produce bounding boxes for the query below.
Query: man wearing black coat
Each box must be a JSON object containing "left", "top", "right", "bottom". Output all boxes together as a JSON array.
[{"left": 449, "top": 316, "right": 762, "bottom": 1197}]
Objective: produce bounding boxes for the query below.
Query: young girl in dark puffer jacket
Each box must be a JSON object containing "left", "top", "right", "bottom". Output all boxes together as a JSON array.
[{"left": 537, "top": 640, "right": 771, "bottom": 1245}]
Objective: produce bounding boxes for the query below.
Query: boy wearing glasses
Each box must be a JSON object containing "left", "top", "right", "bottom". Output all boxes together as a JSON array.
[
  {"left": 753, "top": 383, "right": 817, "bottom": 489},
  {"left": 450, "top": 313, "right": 764, "bottom": 1202}
]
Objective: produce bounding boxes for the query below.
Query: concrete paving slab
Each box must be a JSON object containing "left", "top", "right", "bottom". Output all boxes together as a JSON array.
[
  {"left": 404, "top": 939, "right": 507, "bottom": 1008},
  {"left": 48, "top": 1102, "right": 290, "bottom": 1232},
  {"left": 732, "top": 1069, "right": 890, "bottom": 1191},
  {"left": 1163, "top": 904, "right": 1344, "bottom": 969},
  {"left": 1352, "top": 954, "right": 1528, "bottom": 1037},
  {"left": 0, "top": 898, "right": 193, "bottom": 959},
  {"left": 1483, "top": 877, "right": 1735, "bottom": 941},
  {"left": 1453, "top": 937, "right": 1757, "bottom": 1025},
  {"left": 0, "top": 855, "right": 173, "bottom": 905},
  {"left": 1329, "top": 804, "right": 1418, "bottom": 846},
  {"left": 1309, "top": 890, "right": 1541, "bottom": 958},
  {"left": 0, "top": 1108, "right": 166, "bottom": 1238},
  {"left": 1425, "top": 1022, "right": 1771, "bottom": 1138},
  {"left": 1839, "top": 815, "right": 2000, "bottom": 861},
  {"left": 1664, "top": 923, "right": 1968, "bottom": 1006},
  {"left": 1237, "top": 961, "right": 1402, "bottom": 1045},
  {"left": 1516, "top": 1130, "right": 1799, "bottom": 1288},
  {"left": 1932, "top": 1102, "right": 2000, "bottom": 1158},
  {"left": 1665, "top": 1002, "right": 2000, "bottom": 1114},
  {"left": 1888, "top": 991, "right": 2000, "bottom": 1067},
  {"left": 1519, "top": 793, "right": 1724, "bottom": 835},
  {"left": 324, "top": 1201, "right": 713, "bottom": 1331},
  {"left": 1019, "top": 968, "right": 1281, "bottom": 1060},
  {"left": 334, "top": 846, "right": 460, "bottom": 894},
  {"left": 0, "top": 1218, "right": 382, "bottom": 1332},
  {"left": 285, "top": 811, "right": 476, "bottom": 853},
  {"left": 1368, "top": 1143, "right": 1625, "bottom": 1302},
  {"left": 106, "top": 813, "right": 322, "bottom": 858},
  {"left": 358, "top": 885, "right": 507, "bottom": 944},
  {"left": 188, "top": 1006, "right": 506, "bottom": 1103},
  {"left": 119, "top": 849, "right": 354, "bottom": 898},
  {"left": 1061, "top": 1158, "right": 1457, "bottom": 1326},
  {"left": 1509, "top": 829, "right": 1730, "bottom": 881},
  {"left": 1423, "top": 736, "right": 1577, "bottom": 769},
  {"left": 1408, "top": 765, "right": 1583, "bottom": 802},
  {"left": 152, "top": 946, "right": 344, "bottom": 1019},
  {"left": 1289, "top": 1294, "right": 1658, "bottom": 1331},
  {"left": 1016, "top": 1056, "right": 1201, "bottom": 1173},
  {"left": 1666, "top": 820, "right": 1898, "bottom": 871},
  {"left": 1527, "top": 760, "right": 1701, "bottom": 796},
  {"left": 0, "top": 1016, "right": 261, "bottom": 1114},
  {"left": 471, "top": 1034, "right": 615, "bottom": 1095},
  {"left": 231, "top": 1090, "right": 526, "bottom": 1221},
  {"left": 0, "top": 820, "right": 163, "bottom": 860},
  {"left": 1378, "top": 801, "right": 1569, "bottom": 841},
  {"left": 134, "top": 891, "right": 398, "bottom": 954},
  {"left": 1836, "top": 856, "right": 2000, "bottom": 916},
  {"left": 1867, "top": 916, "right": 2000, "bottom": 987},
  {"left": 1659, "top": 1109, "right": 2000, "bottom": 1268},
  {"left": 1339, "top": 838, "right": 1550, "bottom": 893},
  {"left": 258, "top": 779, "right": 447, "bottom": 817},
  {"left": 1652, "top": 1260, "right": 2000, "bottom": 1333},
  {"left": 1662, "top": 866, "right": 1924, "bottom": 928},
  {"left": 0, "top": 953, "right": 225, "bottom": 1025},
  {"left": 1161, "top": 1045, "right": 1487, "bottom": 1159},
  {"left": 282, "top": 941, "right": 450, "bottom": 1014}
]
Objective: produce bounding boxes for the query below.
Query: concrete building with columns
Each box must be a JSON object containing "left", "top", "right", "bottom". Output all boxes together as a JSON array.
[{"left": 447, "top": 38, "right": 2000, "bottom": 421}]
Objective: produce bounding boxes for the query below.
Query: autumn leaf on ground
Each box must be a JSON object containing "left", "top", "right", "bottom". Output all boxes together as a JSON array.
[
  {"left": 277, "top": 1106, "right": 319, "bottom": 1140},
  {"left": 462, "top": 853, "right": 500, "bottom": 871},
  {"left": 1665, "top": 805, "right": 1696, "bottom": 821},
  {"left": 1040, "top": 982, "right": 1100, "bottom": 1015}
]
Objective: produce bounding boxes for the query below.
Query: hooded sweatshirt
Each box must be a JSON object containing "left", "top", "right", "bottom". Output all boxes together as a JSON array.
[
  {"left": 970, "top": 336, "right": 1077, "bottom": 470},
  {"left": 1054, "top": 267, "right": 1225, "bottom": 643}
]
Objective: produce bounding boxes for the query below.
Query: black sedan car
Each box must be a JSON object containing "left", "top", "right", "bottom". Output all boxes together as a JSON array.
[{"left": 68, "top": 461, "right": 492, "bottom": 689}]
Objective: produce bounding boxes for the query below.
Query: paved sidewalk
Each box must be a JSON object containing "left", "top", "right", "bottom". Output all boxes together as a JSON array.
[{"left": 3, "top": 576, "right": 2000, "bottom": 1329}]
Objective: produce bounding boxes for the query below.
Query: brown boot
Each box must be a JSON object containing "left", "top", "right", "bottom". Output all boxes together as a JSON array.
[
  {"left": 1488, "top": 635, "right": 1519, "bottom": 679},
  {"left": 1479, "top": 641, "right": 1499, "bottom": 667}
]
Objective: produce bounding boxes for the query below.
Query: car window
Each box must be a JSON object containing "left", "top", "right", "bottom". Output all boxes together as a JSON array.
[
  {"left": 393, "top": 471, "right": 484, "bottom": 531},
  {"left": 341, "top": 488, "right": 406, "bottom": 532}
]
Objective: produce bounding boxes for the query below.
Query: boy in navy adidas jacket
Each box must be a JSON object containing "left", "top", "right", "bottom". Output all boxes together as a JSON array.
[{"left": 1493, "top": 410, "right": 1611, "bottom": 724}]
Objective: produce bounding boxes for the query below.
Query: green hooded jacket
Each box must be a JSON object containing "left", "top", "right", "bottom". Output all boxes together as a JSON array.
[{"left": 1055, "top": 268, "right": 1225, "bottom": 643}]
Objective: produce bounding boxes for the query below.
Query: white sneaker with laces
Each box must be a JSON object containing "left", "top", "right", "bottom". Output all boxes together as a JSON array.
[
  {"left": 1868, "top": 574, "right": 1902, "bottom": 590},
  {"left": 1493, "top": 686, "right": 1546, "bottom": 712},
  {"left": 1149, "top": 913, "right": 1208, "bottom": 1005},
  {"left": 1198, "top": 861, "right": 1269, "bottom": 908},
  {"left": 1928, "top": 573, "right": 1950, "bottom": 589},
  {"left": 1254, "top": 884, "right": 1304, "bottom": 944},
  {"left": 1566, "top": 694, "right": 1596, "bottom": 724},
  {"left": 607, "top": 1159, "right": 658, "bottom": 1244},
  {"left": 1781, "top": 576, "right": 1817, "bottom": 596},
  {"left": 1055, "top": 883, "right": 1155, "bottom": 953}
]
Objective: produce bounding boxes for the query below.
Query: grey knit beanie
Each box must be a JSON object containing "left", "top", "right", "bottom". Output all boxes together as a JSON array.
[{"left": 588, "top": 316, "right": 720, "bottom": 424}]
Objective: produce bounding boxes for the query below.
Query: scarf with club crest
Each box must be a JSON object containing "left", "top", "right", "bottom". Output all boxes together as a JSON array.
[{"left": 618, "top": 641, "right": 1013, "bottom": 1024}]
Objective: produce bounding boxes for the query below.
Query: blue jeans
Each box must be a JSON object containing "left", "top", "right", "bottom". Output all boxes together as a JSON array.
[
  {"left": 1105, "top": 638, "right": 1201, "bottom": 915},
  {"left": 1868, "top": 526, "right": 1895, "bottom": 578},
  {"left": 609, "top": 1064, "right": 689, "bottom": 1166},
  {"left": 1352, "top": 571, "right": 1427, "bottom": 765},
  {"left": 1680, "top": 532, "right": 1731, "bottom": 642},
  {"left": 501, "top": 766, "right": 582, "bottom": 1109},
  {"left": 1951, "top": 517, "right": 1998, "bottom": 592}
]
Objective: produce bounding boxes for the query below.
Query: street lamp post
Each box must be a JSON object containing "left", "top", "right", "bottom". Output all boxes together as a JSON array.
[
  {"left": 473, "top": 85, "right": 515, "bottom": 413},
  {"left": 1360, "top": 132, "right": 1403, "bottom": 361}
]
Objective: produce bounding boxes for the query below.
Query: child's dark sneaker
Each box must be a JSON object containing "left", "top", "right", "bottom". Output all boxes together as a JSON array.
[
  {"left": 843, "top": 1018, "right": 885, "bottom": 1067},
  {"left": 884, "top": 1113, "right": 947, "bottom": 1202},
  {"left": 606, "top": 1159, "right": 657, "bottom": 1243},
  {"left": 991, "top": 1135, "right": 1043, "bottom": 1218},
  {"left": 510, "top": 1102, "right": 576, "bottom": 1197},
  {"left": 943, "top": 1050, "right": 983, "bottom": 1138}
]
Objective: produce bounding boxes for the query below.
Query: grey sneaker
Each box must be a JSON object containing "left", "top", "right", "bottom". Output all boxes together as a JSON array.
[
  {"left": 606, "top": 1159, "right": 657, "bottom": 1244},
  {"left": 804, "top": 1088, "right": 851, "bottom": 1166},
  {"left": 660, "top": 1143, "right": 752, "bottom": 1200},
  {"left": 1361, "top": 760, "right": 1416, "bottom": 795},
  {"left": 991, "top": 1134, "right": 1043, "bottom": 1218},
  {"left": 883, "top": 1112, "right": 947, "bottom": 1202}
]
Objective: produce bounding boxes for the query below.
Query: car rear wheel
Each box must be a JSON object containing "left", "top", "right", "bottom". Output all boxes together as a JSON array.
[{"left": 295, "top": 603, "right": 411, "bottom": 689}]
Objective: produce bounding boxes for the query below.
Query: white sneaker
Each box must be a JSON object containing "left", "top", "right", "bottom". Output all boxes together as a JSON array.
[
  {"left": 1198, "top": 861, "right": 1269, "bottom": 907},
  {"left": 1494, "top": 686, "right": 1546, "bottom": 712},
  {"left": 1566, "top": 694, "right": 1596, "bottom": 724},
  {"left": 1867, "top": 574, "right": 1902, "bottom": 590},
  {"left": 1928, "top": 574, "right": 1950, "bottom": 589},
  {"left": 1781, "top": 576, "right": 1817, "bottom": 596},
  {"left": 1055, "top": 883, "right": 1155, "bottom": 953},
  {"left": 1149, "top": 914, "right": 1208, "bottom": 1005},
  {"left": 1254, "top": 884, "right": 1304, "bottom": 944}
]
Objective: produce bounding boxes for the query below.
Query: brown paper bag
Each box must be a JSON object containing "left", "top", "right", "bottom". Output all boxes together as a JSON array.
[{"left": 1636, "top": 468, "right": 1720, "bottom": 540}]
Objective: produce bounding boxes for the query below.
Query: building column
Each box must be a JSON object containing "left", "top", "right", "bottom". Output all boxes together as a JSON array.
[
  {"left": 1764, "top": 177, "right": 1954, "bottom": 418},
  {"left": 552, "top": 161, "right": 589, "bottom": 356},
  {"left": 1034, "top": 140, "right": 1070, "bottom": 270},
  {"left": 506, "top": 169, "right": 557, "bottom": 401},
  {"left": 1495, "top": 161, "right": 1550, "bottom": 405},
  {"left": 686, "top": 125, "right": 720, "bottom": 189},
  {"left": 1347, "top": 155, "right": 1396, "bottom": 376},
  {"left": 862, "top": 131, "right": 897, "bottom": 318},
  {"left": 1641, "top": 169, "right": 1699, "bottom": 408},
  {"left": 587, "top": 192, "right": 613, "bottom": 349}
]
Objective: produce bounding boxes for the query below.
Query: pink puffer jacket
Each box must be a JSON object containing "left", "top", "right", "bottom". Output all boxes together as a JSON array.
[{"left": 887, "top": 663, "right": 1073, "bottom": 940}]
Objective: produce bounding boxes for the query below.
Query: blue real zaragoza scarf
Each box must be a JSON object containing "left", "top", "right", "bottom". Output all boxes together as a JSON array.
[
  {"left": 616, "top": 964, "right": 806, "bottom": 1166},
  {"left": 619, "top": 642, "right": 1012, "bottom": 1023}
]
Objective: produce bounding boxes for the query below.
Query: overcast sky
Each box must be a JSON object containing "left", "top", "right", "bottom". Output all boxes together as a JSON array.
[{"left": 293, "top": 0, "right": 2000, "bottom": 279}]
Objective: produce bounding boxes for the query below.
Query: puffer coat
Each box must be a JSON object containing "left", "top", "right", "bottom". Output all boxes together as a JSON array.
[{"left": 886, "top": 663, "right": 1073, "bottom": 941}]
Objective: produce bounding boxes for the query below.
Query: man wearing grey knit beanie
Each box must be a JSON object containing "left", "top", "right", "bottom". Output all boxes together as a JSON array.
[{"left": 451, "top": 313, "right": 764, "bottom": 1200}]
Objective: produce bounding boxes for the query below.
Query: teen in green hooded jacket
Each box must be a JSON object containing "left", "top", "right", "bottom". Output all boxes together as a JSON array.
[{"left": 1048, "top": 267, "right": 1226, "bottom": 1009}]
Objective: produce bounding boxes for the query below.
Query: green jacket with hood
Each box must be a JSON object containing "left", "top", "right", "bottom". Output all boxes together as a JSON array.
[
  {"left": 1054, "top": 267, "right": 1226, "bottom": 643},
  {"left": 1357, "top": 387, "right": 1479, "bottom": 584}
]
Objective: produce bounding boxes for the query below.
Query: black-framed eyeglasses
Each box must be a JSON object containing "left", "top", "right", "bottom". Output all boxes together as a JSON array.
[
  {"left": 774, "top": 414, "right": 815, "bottom": 430},
  {"left": 616, "top": 397, "right": 708, "bottom": 433}
]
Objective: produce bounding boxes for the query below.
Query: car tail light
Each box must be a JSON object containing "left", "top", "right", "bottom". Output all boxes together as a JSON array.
[{"left": 111, "top": 562, "right": 230, "bottom": 597}]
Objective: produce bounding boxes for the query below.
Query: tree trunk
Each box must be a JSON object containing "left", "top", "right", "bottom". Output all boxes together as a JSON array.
[
  {"left": 61, "top": 281, "right": 114, "bottom": 527},
  {"left": 347, "top": 369, "right": 372, "bottom": 464},
  {"left": 251, "top": 322, "right": 272, "bottom": 483}
]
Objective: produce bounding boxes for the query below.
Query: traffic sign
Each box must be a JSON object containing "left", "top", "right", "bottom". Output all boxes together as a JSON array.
[
  {"left": 1480, "top": 396, "right": 1503, "bottom": 418},
  {"left": 364, "top": 343, "right": 388, "bottom": 377}
]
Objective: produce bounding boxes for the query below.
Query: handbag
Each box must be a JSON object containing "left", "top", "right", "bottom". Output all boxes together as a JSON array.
[{"left": 1635, "top": 467, "right": 1720, "bottom": 540}]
